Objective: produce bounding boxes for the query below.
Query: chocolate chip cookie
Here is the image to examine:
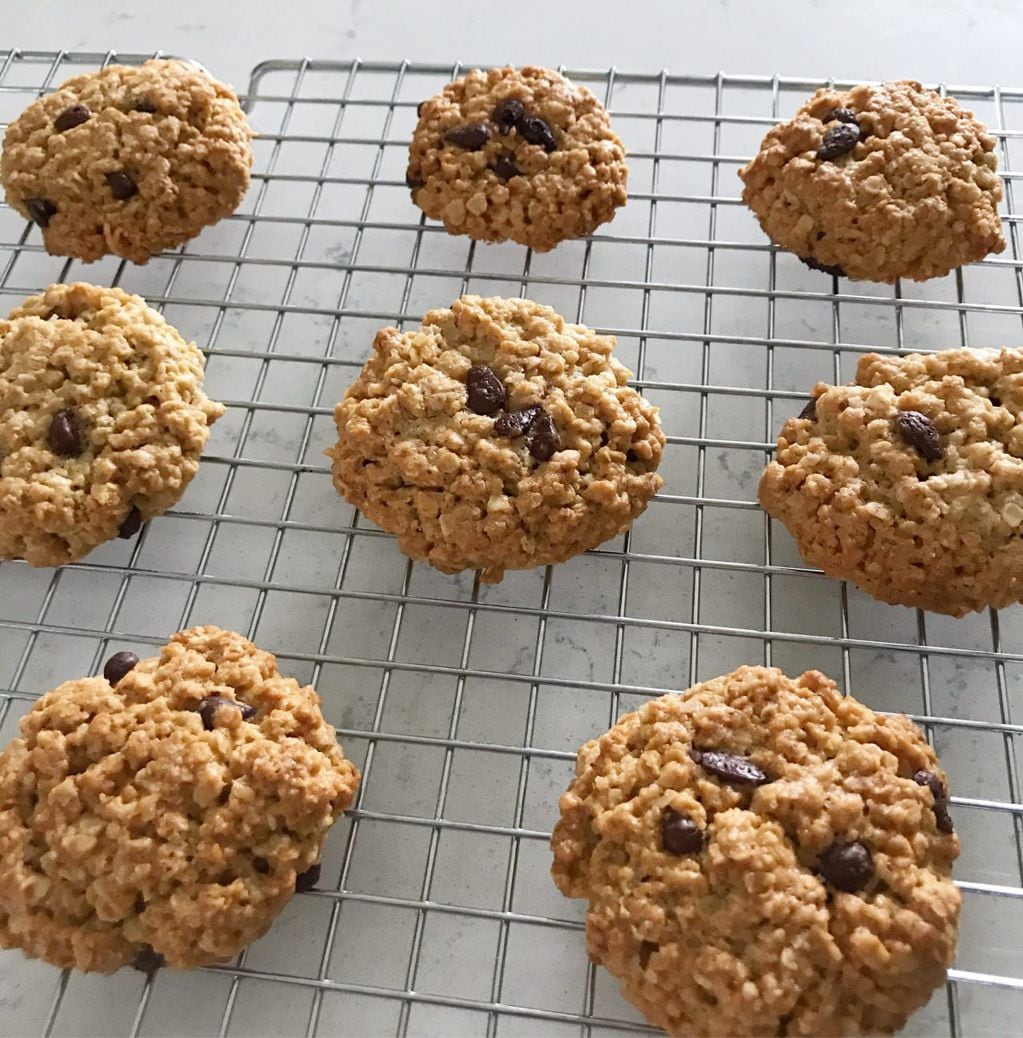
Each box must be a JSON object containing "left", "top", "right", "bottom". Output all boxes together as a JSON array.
[
  {"left": 760, "top": 347, "right": 1023, "bottom": 615},
  {"left": 0, "top": 282, "right": 224, "bottom": 567},
  {"left": 1, "top": 58, "right": 253, "bottom": 263},
  {"left": 0, "top": 625, "right": 360, "bottom": 973},
  {"left": 739, "top": 80, "right": 1005, "bottom": 282},
  {"left": 326, "top": 296, "right": 664, "bottom": 582},
  {"left": 407, "top": 67, "right": 628, "bottom": 251},
  {"left": 552, "top": 666, "right": 960, "bottom": 1038}
]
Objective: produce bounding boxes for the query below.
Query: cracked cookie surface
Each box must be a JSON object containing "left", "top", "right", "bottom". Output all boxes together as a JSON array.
[
  {"left": 760, "top": 347, "right": 1023, "bottom": 615},
  {"left": 0, "top": 626, "right": 360, "bottom": 972},
  {"left": 407, "top": 66, "right": 627, "bottom": 251},
  {"left": 552, "top": 666, "right": 960, "bottom": 1038},
  {"left": 0, "top": 282, "right": 224, "bottom": 567},
  {"left": 739, "top": 80, "right": 1004, "bottom": 282},
  {"left": 1, "top": 58, "right": 252, "bottom": 263},
  {"left": 327, "top": 296, "right": 663, "bottom": 582}
]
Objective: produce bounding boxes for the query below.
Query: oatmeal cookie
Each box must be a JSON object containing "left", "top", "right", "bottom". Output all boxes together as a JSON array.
[
  {"left": 327, "top": 296, "right": 663, "bottom": 581},
  {"left": 552, "top": 666, "right": 960, "bottom": 1037},
  {"left": 759, "top": 347, "right": 1023, "bottom": 615},
  {"left": 739, "top": 81, "right": 1004, "bottom": 282},
  {"left": 1, "top": 58, "right": 253, "bottom": 263},
  {"left": 0, "top": 626, "right": 360, "bottom": 972},
  {"left": 407, "top": 66, "right": 627, "bottom": 251},
  {"left": 0, "top": 282, "right": 224, "bottom": 567}
]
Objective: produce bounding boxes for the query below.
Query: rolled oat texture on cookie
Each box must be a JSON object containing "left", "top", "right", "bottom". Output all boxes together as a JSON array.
[
  {"left": 0, "top": 282, "right": 224, "bottom": 567},
  {"left": 407, "top": 66, "right": 628, "bottom": 251},
  {"left": 552, "top": 665, "right": 960, "bottom": 1037},
  {"left": 760, "top": 347, "right": 1023, "bottom": 615},
  {"left": 739, "top": 80, "right": 1004, "bottom": 282},
  {"left": 0, "top": 626, "right": 360, "bottom": 972},
  {"left": 326, "top": 295, "right": 664, "bottom": 582},
  {"left": 1, "top": 58, "right": 253, "bottom": 263}
]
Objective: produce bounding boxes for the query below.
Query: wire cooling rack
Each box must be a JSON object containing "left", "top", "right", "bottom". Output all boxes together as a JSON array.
[{"left": 0, "top": 50, "right": 1022, "bottom": 1038}]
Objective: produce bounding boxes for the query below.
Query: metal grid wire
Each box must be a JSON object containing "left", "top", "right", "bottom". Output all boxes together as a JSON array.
[{"left": 0, "top": 50, "right": 1022, "bottom": 1037}]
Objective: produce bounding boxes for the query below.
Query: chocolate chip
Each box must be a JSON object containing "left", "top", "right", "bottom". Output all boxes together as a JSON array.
[
  {"left": 661, "top": 808, "right": 703, "bottom": 855},
  {"left": 526, "top": 412, "right": 560, "bottom": 462},
  {"left": 48, "top": 408, "right": 82, "bottom": 456},
  {"left": 295, "top": 862, "right": 321, "bottom": 892},
  {"left": 800, "top": 255, "right": 846, "bottom": 277},
  {"left": 817, "top": 840, "right": 874, "bottom": 892},
  {"left": 990, "top": 395, "right": 1002, "bottom": 407},
  {"left": 132, "top": 98, "right": 158, "bottom": 114},
  {"left": 197, "top": 695, "right": 257, "bottom": 731},
  {"left": 493, "top": 406, "right": 541, "bottom": 438},
  {"left": 445, "top": 122, "right": 491, "bottom": 151},
  {"left": 132, "top": 946, "right": 164, "bottom": 973},
  {"left": 493, "top": 98, "right": 525, "bottom": 134},
  {"left": 103, "top": 650, "right": 140, "bottom": 685},
  {"left": 118, "top": 505, "right": 143, "bottom": 540},
  {"left": 518, "top": 115, "right": 557, "bottom": 152},
  {"left": 405, "top": 170, "right": 426, "bottom": 189},
  {"left": 816, "top": 123, "right": 860, "bottom": 161},
  {"left": 895, "top": 410, "right": 942, "bottom": 462},
  {"left": 492, "top": 153, "right": 521, "bottom": 181},
  {"left": 106, "top": 171, "right": 139, "bottom": 200},
  {"left": 798, "top": 396, "right": 818, "bottom": 420},
  {"left": 689, "top": 747, "right": 769, "bottom": 786},
  {"left": 253, "top": 857, "right": 270, "bottom": 874},
  {"left": 26, "top": 197, "right": 56, "bottom": 228},
  {"left": 914, "top": 770, "right": 955, "bottom": 833},
  {"left": 54, "top": 104, "right": 90, "bottom": 132},
  {"left": 822, "top": 107, "right": 858, "bottom": 125},
  {"left": 416, "top": 101, "right": 426, "bottom": 117},
  {"left": 466, "top": 365, "right": 507, "bottom": 415}
]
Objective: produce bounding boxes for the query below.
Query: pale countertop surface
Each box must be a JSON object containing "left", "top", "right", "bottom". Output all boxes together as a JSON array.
[
  {"left": 12, "top": 0, "right": 1023, "bottom": 91},
  {"left": 3, "top": 4, "right": 1023, "bottom": 1038}
]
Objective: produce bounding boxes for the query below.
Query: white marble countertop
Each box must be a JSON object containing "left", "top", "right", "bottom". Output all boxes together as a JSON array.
[
  {"left": 15, "top": 0, "right": 1023, "bottom": 93},
  {"left": 3, "top": 4, "right": 1023, "bottom": 1037}
]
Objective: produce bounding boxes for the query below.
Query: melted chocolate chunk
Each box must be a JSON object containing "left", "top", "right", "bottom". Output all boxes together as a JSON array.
[
  {"left": 493, "top": 98, "right": 525, "bottom": 134},
  {"left": 493, "top": 406, "right": 542, "bottom": 438},
  {"left": 48, "top": 408, "right": 82, "bottom": 456},
  {"left": 689, "top": 747, "right": 768, "bottom": 786},
  {"left": 197, "top": 695, "right": 257, "bottom": 731},
  {"left": 895, "top": 410, "right": 942, "bottom": 462},
  {"left": 817, "top": 840, "right": 874, "bottom": 893},
  {"left": 798, "top": 396, "right": 818, "bottom": 421},
  {"left": 526, "top": 412, "right": 560, "bottom": 462},
  {"left": 518, "top": 115, "right": 557, "bottom": 152},
  {"left": 445, "top": 123, "right": 491, "bottom": 151},
  {"left": 54, "top": 104, "right": 91, "bottom": 132},
  {"left": 661, "top": 808, "right": 704, "bottom": 855},
  {"left": 492, "top": 152, "right": 521, "bottom": 181},
  {"left": 103, "top": 651, "right": 140, "bottom": 685},
  {"left": 914, "top": 770, "right": 955, "bottom": 834},
  {"left": 26, "top": 197, "right": 57, "bottom": 228},
  {"left": 295, "top": 862, "right": 321, "bottom": 891},
  {"left": 466, "top": 365, "right": 507, "bottom": 415},
  {"left": 106, "top": 170, "right": 139, "bottom": 200},
  {"left": 816, "top": 123, "right": 860, "bottom": 161}
]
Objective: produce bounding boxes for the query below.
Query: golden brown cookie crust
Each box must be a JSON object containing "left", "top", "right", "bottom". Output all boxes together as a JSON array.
[
  {"left": 1, "top": 58, "right": 253, "bottom": 263},
  {"left": 759, "top": 347, "right": 1023, "bottom": 615},
  {"left": 327, "top": 296, "right": 664, "bottom": 582},
  {"left": 407, "top": 66, "right": 628, "bottom": 251},
  {"left": 739, "top": 80, "right": 1004, "bottom": 282},
  {"left": 0, "top": 626, "right": 360, "bottom": 973},
  {"left": 0, "top": 282, "right": 224, "bottom": 567},
  {"left": 552, "top": 666, "right": 960, "bottom": 1038}
]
